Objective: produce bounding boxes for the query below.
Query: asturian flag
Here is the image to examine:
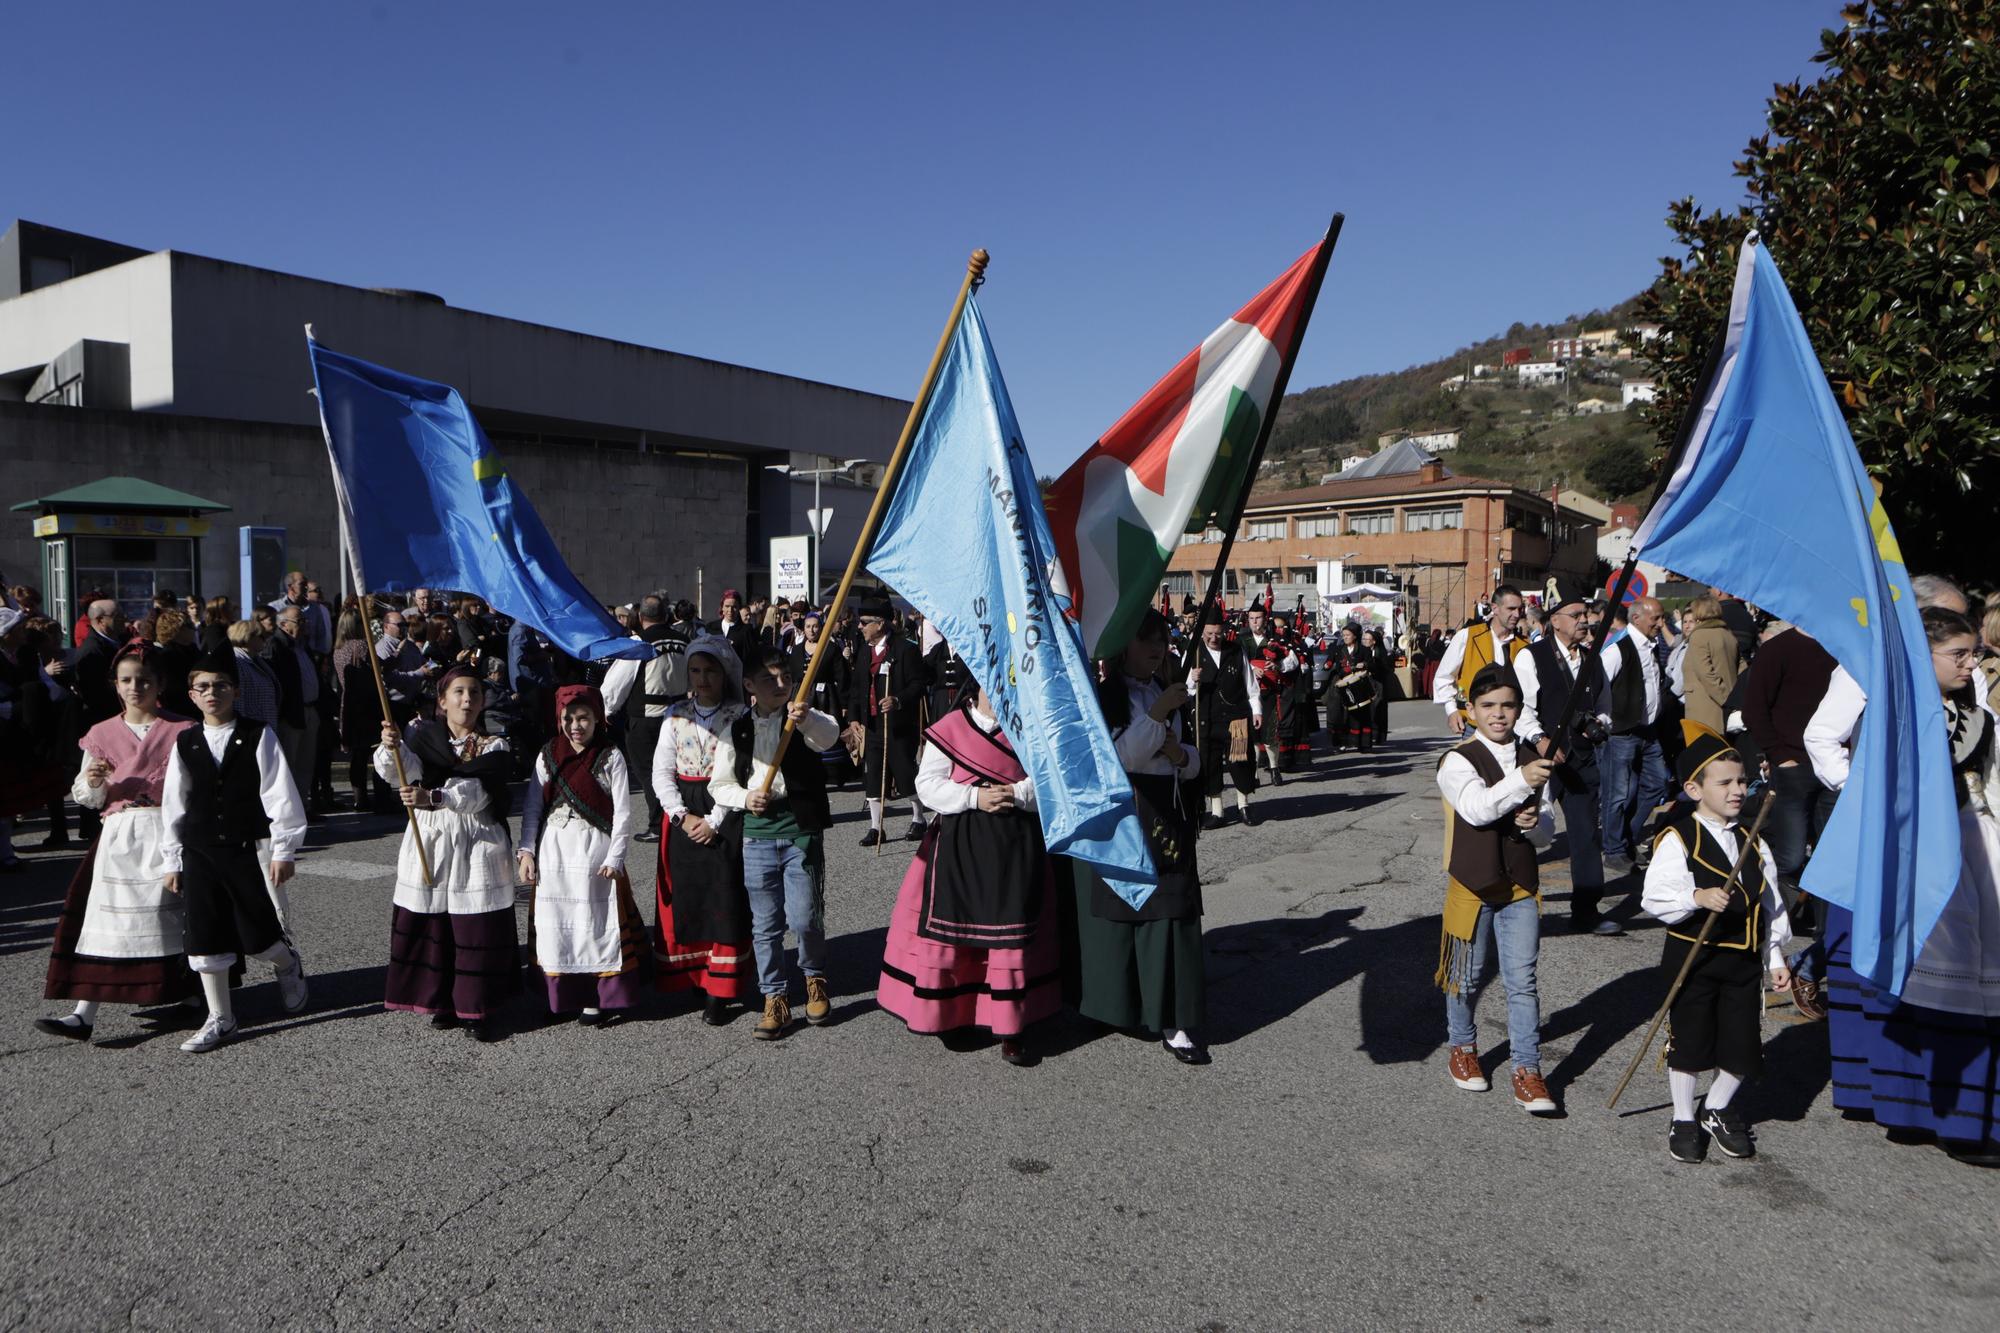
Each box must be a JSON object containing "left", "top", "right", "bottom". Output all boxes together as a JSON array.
[
  {"left": 1046, "top": 235, "right": 1332, "bottom": 660},
  {"left": 1629, "top": 237, "right": 1956, "bottom": 996},
  {"left": 307, "top": 333, "right": 648, "bottom": 662},
  {"left": 867, "top": 298, "right": 1156, "bottom": 907}
]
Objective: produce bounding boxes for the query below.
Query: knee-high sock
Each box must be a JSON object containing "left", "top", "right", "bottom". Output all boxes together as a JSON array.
[
  {"left": 867, "top": 798, "right": 883, "bottom": 832},
  {"left": 1207, "top": 797, "right": 1223, "bottom": 818},
  {"left": 1669, "top": 1069, "right": 1699, "bottom": 1121},
  {"left": 72, "top": 1000, "right": 101, "bottom": 1024},
  {"left": 1235, "top": 790, "right": 1251, "bottom": 813},
  {"left": 198, "top": 971, "right": 234, "bottom": 1024},
  {"left": 252, "top": 939, "right": 298, "bottom": 972},
  {"left": 910, "top": 795, "right": 928, "bottom": 825},
  {"left": 1706, "top": 1070, "right": 1743, "bottom": 1110}
]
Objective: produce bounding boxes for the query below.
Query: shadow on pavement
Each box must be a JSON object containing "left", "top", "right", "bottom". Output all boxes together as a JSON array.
[
  {"left": 1239, "top": 789, "right": 1398, "bottom": 825},
  {"left": 1204, "top": 905, "right": 1442, "bottom": 1049}
]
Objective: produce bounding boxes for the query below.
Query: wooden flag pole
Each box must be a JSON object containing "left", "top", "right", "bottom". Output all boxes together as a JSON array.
[
  {"left": 1606, "top": 796, "right": 1774, "bottom": 1110},
  {"left": 350, "top": 582, "right": 436, "bottom": 887},
  {"left": 755, "top": 248, "right": 991, "bottom": 796}
]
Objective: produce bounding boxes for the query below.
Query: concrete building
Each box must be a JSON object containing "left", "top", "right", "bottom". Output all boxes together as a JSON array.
[
  {"left": 1621, "top": 378, "right": 1658, "bottom": 406},
  {"left": 1515, "top": 361, "right": 1566, "bottom": 388},
  {"left": 0, "top": 219, "right": 909, "bottom": 625},
  {"left": 1163, "top": 448, "right": 1600, "bottom": 631},
  {"left": 1374, "top": 427, "right": 1460, "bottom": 452}
]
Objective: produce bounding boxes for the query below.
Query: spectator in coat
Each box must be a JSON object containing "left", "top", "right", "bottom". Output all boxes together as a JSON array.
[{"left": 1681, "top": 595, "right": 1742, "bottom": 735}]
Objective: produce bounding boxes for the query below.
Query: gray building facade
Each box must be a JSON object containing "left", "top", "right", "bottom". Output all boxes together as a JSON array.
[{"left": 0, "top": 219, "right": 908, "bottom": 618}]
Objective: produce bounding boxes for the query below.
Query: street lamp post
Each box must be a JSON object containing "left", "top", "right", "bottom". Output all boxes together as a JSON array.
[{"left": 767, "top": 457, "right": 868, "bottom": 602}]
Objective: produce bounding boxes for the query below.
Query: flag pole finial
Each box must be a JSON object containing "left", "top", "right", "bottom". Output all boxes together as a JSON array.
[{"left": 968, "top": 249, "right": 990, "bottom": 290}]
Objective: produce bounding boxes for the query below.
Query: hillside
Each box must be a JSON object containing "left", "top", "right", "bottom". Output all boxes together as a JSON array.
[{"left": 1255, "top": 293, "right": 1662, "bottom": 502}]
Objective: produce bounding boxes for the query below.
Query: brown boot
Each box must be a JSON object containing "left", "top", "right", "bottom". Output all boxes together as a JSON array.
[
  {"left": 804, "top": 976, "right": 832, "bottom": 1025},
  {"left": 753, "top": 993, "right": 791, "bottom": 1041},
  {"left": 1790, "top": 975, "right": 1827, "bottom": 1021}
]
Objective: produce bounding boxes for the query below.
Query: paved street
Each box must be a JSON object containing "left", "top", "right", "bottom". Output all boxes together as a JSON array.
[{"left": 3, "top": 701, "right": 1996, "bottom": 1330}]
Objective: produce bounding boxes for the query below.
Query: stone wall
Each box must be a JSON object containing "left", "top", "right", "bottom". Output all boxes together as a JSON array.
[{"left": 0, "top": 400, "right": 745, "bottom": 620}]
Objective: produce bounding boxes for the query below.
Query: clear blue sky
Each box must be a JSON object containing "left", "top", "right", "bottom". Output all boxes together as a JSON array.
[{"left": 7, "top": 0, "right": 1833, "bottom": 470}]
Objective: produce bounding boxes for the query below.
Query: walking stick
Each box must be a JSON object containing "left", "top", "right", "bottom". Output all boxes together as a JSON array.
[
  {"left": 876, "top": 700, "right": 890, "bottom": 858},
  {"left": 1606, "top": 797, "right": 1774, "bottom": 1110}
]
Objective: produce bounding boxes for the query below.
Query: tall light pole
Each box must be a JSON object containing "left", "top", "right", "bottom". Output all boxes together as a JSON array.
[{"left": 766, "top": 457, "right": 867, "bottom": 602}]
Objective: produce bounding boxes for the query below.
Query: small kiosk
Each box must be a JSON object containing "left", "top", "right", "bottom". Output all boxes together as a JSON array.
[{"left": 11, "top": 477, "right": 230, "bottom": 629}]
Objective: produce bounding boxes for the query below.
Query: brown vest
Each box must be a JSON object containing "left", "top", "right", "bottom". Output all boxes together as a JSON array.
[{"left": 1440, "top": 738, "right": 1540, "bottom": 896}]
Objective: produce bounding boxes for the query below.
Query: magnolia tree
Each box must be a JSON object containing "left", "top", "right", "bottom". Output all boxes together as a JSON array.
[{"left": 1633, "top": 0, "right": 1998, "bottom": 578}]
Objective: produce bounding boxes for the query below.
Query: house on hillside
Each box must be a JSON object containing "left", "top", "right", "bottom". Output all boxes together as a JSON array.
[
  {"left": 1572, "top": 396, "right": 1621, "bottom": 415},
  {"left": 1471, "top": 363, "right": 1496, "bottom": 378},
  {"left": 1622, "top": 378, "right": 1657, "bottom": 406},
  {"left": 1516, "top": 361, "right": 1566, "bottom": 387},
  {"left": 1579, "top": 329, "right": 1623, "bottom": 355},
  {"left": 1501, "top": 347, "right": 1534, "bottom": 366},
  {"left": 1377, "top": 427, "right": 1461, "bottom": 452},
  {"left": 1550, "top": 337, "right": 1587, "bottom": 361}
]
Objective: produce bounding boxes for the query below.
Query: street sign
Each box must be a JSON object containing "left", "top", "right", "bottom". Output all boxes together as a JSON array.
[
  {"left": 807, "top": 507, "right": 833, "bottom": 539},
  {"left": 771, "top": 535, "right": 811, "bottom": 601},
  {"left": 1606, "top": 568, "right": 1649, "bottom": 604}
]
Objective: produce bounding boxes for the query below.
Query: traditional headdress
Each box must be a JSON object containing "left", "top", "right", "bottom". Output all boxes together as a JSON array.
[
  {"left": 1676, "top": 719, "right": 1740, "bottom": 787},
  {"left": 684, "top": 631, "right": 743, "bottom": 700},
  {"left": 856, "top": 597, "right": 893, "bottom": 621},
  {"left": 191, "top": 645, "right": 239, "bottom": 683},
  {"left": 554, "top": 684, "right": 606, "bottom": 729}
]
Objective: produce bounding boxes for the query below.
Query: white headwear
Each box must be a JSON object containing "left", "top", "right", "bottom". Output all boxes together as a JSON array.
[{"left": 0, "top": 605, "right": 23, "bottom": 638}]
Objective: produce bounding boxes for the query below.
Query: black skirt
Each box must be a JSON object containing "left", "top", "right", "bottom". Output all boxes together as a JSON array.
[
  {"left": 668, "top": 776, "right": 749, "bottom": 944},
  {"left": 918, "top": 804, "right": 1045, "bottom": 948}
]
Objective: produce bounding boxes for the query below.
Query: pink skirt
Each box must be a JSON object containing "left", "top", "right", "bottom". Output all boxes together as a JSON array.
[{"left": 877, "top": 842, "right": 1060, "bottom": 1037}]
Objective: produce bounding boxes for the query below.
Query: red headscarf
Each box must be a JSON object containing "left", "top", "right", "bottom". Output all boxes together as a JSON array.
[{"left": 543, "top": 685, "right": 614, "bottom": 831}]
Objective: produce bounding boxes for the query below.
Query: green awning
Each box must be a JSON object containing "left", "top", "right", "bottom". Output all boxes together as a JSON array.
[{"left": 11, "top": 476, "right": 230, "bottom": 515}]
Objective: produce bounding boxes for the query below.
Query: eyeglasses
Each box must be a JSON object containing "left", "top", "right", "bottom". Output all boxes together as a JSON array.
[{"left": 1933, "top": 646, "right": 1978, "bottom": 664}]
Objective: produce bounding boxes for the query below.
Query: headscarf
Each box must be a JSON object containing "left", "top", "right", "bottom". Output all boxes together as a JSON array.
[
  {"left": 554, "top": 683, "right": 606, "bottom": 730},
  {"left": 684, "top": 632, "right": 742, "bottom": 702},
  {"left": 542, "top": 684, "right": 614, "bottom": 831}
]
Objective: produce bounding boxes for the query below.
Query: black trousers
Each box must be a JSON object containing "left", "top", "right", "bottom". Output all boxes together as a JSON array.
[
  {"left": 1552, "top": 743, "right": 1605, "bottom": 919},
  {"left": 1663, "top": 940, "right": 1763, "bottom": 1077},
  {"left": 182, "top": 842, "right": 286, "bottom": 959},
  {"left": 863, "top": 720, "right": 921, "bottom": 804},
  {"left": 627, "top": 714, "right": 666, "bottom": 828}
]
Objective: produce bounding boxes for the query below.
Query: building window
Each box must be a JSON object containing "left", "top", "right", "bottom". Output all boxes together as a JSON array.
[
  {"left": 1177, "top": 531, "right": 1205, "bottom": 547},
  {"left": 1348, "top": 511, "right": 1394, "bottom": 536},
  {"left": 1244, "top": 519, "right": 1286, "bottom": 541},
  {"left": 1296, "top": 516, "right": 1339, "bottom": 538},
  {"left": 1505, "top": 505, "right": 1548, "bottom": 536},
  {"left": 1404, "top": 505, "right": 1463, "bottom": 532},
  {"left": 1287, "top": 566, "right": 1317, "bottom": 584}
]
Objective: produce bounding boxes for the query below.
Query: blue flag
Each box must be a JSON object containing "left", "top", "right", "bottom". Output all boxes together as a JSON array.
[
  {"left": 1630, "top": 238, "right": 1956, "bottom": 996},
  {"left": 306, "top": 335, "right": 647, "bottom": 663},
  {"left": 867, "top": 298, "right": 1157, "bottom": 906}
]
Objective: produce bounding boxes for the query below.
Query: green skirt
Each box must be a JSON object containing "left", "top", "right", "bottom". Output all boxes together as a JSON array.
[{"left": 1062, "top": 862, "right": 1207, "bottom": 1035}]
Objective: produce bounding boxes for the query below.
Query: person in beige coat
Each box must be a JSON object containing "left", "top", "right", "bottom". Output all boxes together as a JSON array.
[{"left": 1681, "top": 595, "right": 1741, "bottom": 734}]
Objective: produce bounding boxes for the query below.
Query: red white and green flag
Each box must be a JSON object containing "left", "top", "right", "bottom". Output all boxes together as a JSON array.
[{"left": 1047, "top": 236, "right": 1332, "bottom": 660}]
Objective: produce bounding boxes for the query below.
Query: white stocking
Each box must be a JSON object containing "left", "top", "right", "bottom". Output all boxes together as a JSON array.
[
  {"left": 198, "top": 971, "right": 234, "bottom": 1024},
  {"left": 1669, "top": 1069, "right": 1698, "bottom": 1121},
  {"left": 1707, "top": 1070, "right": 1743, "bottom": 1110}
]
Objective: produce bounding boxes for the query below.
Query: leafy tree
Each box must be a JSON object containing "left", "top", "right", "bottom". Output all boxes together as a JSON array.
[
  {"left": 1634, "top": 0, "right": 1998, "bottom": 578},
  {"left": 1585, "top": 439, "right": 1655, "bottom": 498}
]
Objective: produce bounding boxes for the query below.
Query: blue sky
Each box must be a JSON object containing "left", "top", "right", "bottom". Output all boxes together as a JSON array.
[{"left": 6, "top": 1, "right": 1832, "bottom": 469}]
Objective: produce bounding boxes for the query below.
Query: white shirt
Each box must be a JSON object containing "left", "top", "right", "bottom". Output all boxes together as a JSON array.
[
  {"left": 598, "top": 638, "right": 646, "bottom": 713},
  {"left": 709, "top": 707, "right": 841, "bottom": 811},
  {"left": 1111, "top": 679, "right": 1201, "bottom": 779},
  {"left": 373, "top": 731, "right": 510, "bottom": 815},
  {"left": 158, "top": 718, "right": 308, "bottom": 871},
  {"left": 519, "top": 746, "right": 631, "bottom": 873},
  {"left": 1434, "top": 732, "right": 1553, "bottom": 844},
  {"left": 1432, "top": 623, "right": 1518, "bottom": 716},
  {"left": 1803, "top": 665, "right": 1865, "bottom": 790},
  {"left": 913, "top": 705, "right": 1038, "bottom": 813},
  {"left": 1600, "top": 624, "right": 1662, "bottom": 724},
  {"left": 1640, "top": 809, "right": 1792, "bottom": 969},
  {"left": 1515, "top": 637, "right": 1608, "bottom": 744}
]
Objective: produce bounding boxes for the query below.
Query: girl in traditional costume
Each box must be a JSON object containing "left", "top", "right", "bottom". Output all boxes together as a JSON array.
[
  {"left": 649, "top": 633, "right": 754, "bottom": 1023},
  {"left": 1069, "top": 609, "right": 1211, "bottom": 1063},
  {"left": 36, "top": 643, "right": 199, "bottom": 1040},
  {"left": 1821, "top": 607, "right": 2000, "bottom": 1163},
  {"left": 518, "top": 685, "right": 644, "bottom": 1025},
  {"left": 878, "top": 684, "right": 1057, "bottom": 1065},
  {"left": 376, "top": 664, "right": 518, "bottom": 1040}
]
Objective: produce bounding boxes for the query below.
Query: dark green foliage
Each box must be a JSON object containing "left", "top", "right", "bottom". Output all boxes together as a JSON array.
[
  {"left": 1634, "top": 0, "right": 1999, "bottom": 579},
  {"left": 1584, "top": 439, "right": 1655, "bottom": 499}
]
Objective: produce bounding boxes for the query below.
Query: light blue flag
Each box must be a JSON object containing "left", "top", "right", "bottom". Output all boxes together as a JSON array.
[
  {"left": 1630, "top": 237, "right": 1956, "bottom": 996},
  {"left": 307, "top": 334, "right": 648, "bottom": 662},
  {"left": 868, "top": 298, "right": 1157, "bottom": 906}
]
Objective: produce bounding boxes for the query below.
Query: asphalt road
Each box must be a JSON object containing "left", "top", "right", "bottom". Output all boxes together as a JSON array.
[{"left": 3, "top": 701, "right": 1996, "bottom": 1330}]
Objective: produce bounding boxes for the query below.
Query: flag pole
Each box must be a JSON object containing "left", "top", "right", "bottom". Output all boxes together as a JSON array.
[
  {"left": 1195, "top": 213, "right": 1344, "bottom": 622},
  {"left": 1606, "top": 795, "right": 1773, "bottom": 1110},
  {"left": 756, "top": 249, "right": 992, "bottom": 795}
]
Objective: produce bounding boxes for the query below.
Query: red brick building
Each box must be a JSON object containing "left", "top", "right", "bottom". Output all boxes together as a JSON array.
[{"left": 1163, "top": 455, "right": 1602, "bottom": 631}]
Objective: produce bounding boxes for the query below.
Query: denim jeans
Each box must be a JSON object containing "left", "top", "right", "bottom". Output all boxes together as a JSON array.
[
  {"left": 742, "top": 835, "right": 826, "bottom": 995},
  {"left": 1599, "top": 729, "right": 1670, "bottom": 861},
  {"left": 1766, "top": 762, "right": 1834, "bottom": 983},
  {"left": 1443, "top": 894, "right": 1543, "bottom": 1070}
]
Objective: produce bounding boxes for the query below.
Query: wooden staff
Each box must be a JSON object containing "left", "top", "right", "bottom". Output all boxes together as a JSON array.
[
  {"left": 350, "top": 581, "right": 435, "bottom": 887},
  {"left": 756, "top": 248, "right": 991, "bottom": 796},
  {"left": 876, "top": 699, "right": 890, "bottom": 859},
  {"left": 1606, "top": 797, "right": 1774, "bottom": 1110}
]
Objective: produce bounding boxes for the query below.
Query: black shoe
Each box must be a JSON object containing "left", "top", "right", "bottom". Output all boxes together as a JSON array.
[
  {"left": 999, "top": 1038, "right": 1037, "bottom": 1067},
  {"left": 35, "top": 835, "right": 73, "bottom": 852},
  {"left": 468, "top": 1022, "right": 501, "bottom": 1043},
  {"left": 903, "top": 824, "right": 926, "bottom": 843},
  {"left": 859, "top": 828, "right": 883, "bottom": 848},
  {"left": 576, "top": 1010, "right": 604, "bottom": 1027},
  {"left": 633, "top": 829, "right": 659, "bottom": 843},
  {"left": 34, "top": 1016, "right": 92, "bottom": 1041},
  {"left": 1669, "top": 1119, "right": 1707, "bottom": 1163},
  {"left": 1269, "top": 769, "right": 1284, "bottom": 787},
  {"left": 1239, "top": 806, "right": 1258, "bottom": 828},
  {"left": 429, "top": 1012, "right": 459, "bottom": 1031},
  {"left": 1699, "top": 1102, "right": 1754, "bottom": 1159},
  {"left": 1201, "top": 813, "right": 1225, "bottom": 831},
  {"left": 702, "top": 994, "right": 729, "bottom": 1026},
  {"left": 1942, "top": 1139, "right": 2000, "bottom": 1167},
  {"left": 1163, "top": 1037, "right": 1212, "bottom": 1066},
  {"left": 595, "top": 1011, "right": 625, "bottom": 1029}
]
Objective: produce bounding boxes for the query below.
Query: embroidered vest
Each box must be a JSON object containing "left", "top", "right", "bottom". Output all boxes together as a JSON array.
[{"left": 1655, "top": 809, "right": 1766, "bottom": 951}]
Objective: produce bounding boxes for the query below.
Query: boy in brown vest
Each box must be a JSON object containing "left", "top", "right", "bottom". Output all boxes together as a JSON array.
[{"left": 1435, "top": 664, "right": 1558, "bottom": 1114}]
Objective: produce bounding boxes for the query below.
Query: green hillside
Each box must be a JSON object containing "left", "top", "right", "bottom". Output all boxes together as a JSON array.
[{"left": 1257, "top": 294, "right": 1664, "bottom": 502}]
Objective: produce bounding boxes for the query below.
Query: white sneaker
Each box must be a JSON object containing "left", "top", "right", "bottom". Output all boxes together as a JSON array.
[
  {"left": 179, "top": 1015, "right": 238, "bottom": 1053},
  {"left": 276, "top": 947, "right": 308, "bottom": 1013}
]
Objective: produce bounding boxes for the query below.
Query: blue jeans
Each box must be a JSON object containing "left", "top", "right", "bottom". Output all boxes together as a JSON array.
[
  {"left": 1443, "top": 894, "right": 1543, "bottom": 1070},
  {"left": 742, "top": 836, "right": 826, "bottom": 995},
  {"left": 1766, "top": 762, "right": 1834, "bottom": 983},
  {"left": 1599, "top": 729, "right": 1670, "bottom": 862}
]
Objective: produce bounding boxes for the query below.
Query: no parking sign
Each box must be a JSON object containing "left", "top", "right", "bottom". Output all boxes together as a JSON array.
[{"left": 1606, "top": 568, "right": 1649, "bottom": 605}]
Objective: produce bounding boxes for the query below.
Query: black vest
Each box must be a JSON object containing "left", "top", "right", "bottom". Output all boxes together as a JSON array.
[
  {"left": 1654, "top": 809, "right": 1766, "bottom": 950},
  {"left": 731, "top": 714, "right": 831, "bottom": 833},
  {"left": 1196, "top": 642, "right": 1252, "bottom": 725},
  {"left": 1609, "top": 637, "right": 1649, "bottom": 734},
  {"left": 176, "top": 718, "right": 274, "bottom": 846},
  {"left": 1439, "top": 738, "right": 1541, "bottom": 896}
]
